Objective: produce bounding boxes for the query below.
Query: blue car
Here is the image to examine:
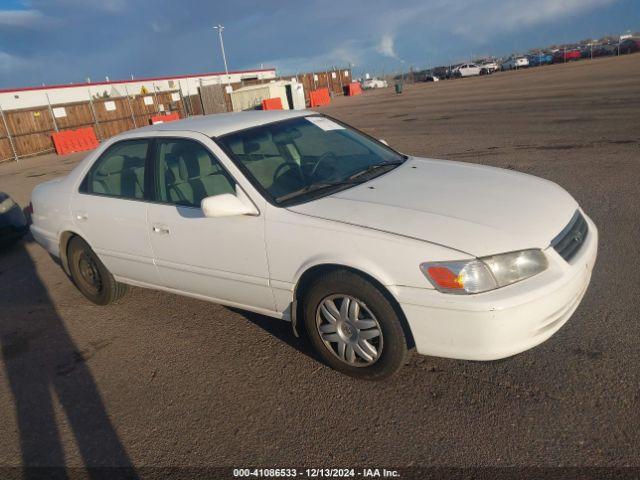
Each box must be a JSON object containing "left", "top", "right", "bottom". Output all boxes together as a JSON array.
[{"left": 527, "top": 54, "right": 553, "bottom": 67}]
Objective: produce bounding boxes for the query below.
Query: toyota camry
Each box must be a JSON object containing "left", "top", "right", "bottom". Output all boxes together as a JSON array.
[{"left": 30, "top": 111, "right": 597, "bottom": 380}]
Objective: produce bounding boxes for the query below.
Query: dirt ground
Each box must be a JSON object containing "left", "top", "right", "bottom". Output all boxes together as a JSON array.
[{"left": 1, "top": 54, "right": 639, "bottom": 476}]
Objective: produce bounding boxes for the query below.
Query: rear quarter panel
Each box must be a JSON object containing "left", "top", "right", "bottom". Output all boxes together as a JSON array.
[
  {"left": 30, "top": 177, "right": 74, "bottom": 257},
  {"left": 30, "top": 148, "right": 100, "bottom": 256}
]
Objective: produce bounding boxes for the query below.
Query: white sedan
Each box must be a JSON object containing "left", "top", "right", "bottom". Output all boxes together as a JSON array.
[
  {"left": 31, "top": 111, "right": 597, "bottom": 380},
  {"left": 362, "top": 78, "right": 388, "bottom": 89},
  {"left": 454, "top": 63, "right": 482, "bottom": 77}
]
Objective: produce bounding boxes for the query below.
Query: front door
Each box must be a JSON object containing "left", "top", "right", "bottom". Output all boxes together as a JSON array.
[
  {"left": 70, "top": 138, "right": 160, "bottom": 286},
  {"left": 145, "top": 136, "right": 275, "bottom": 312}
]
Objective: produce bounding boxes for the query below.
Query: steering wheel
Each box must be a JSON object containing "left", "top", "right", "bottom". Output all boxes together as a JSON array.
[
  {"left": 308, "top": 152, "right": 338, "bottom": 181},
  {"left": 272, "top": 162, "right": 305, "bottom": 186}
]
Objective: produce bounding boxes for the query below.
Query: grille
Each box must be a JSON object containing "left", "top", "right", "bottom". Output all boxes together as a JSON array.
[{"left": 551, "top": 211, "right": 588, "bottom": 262}]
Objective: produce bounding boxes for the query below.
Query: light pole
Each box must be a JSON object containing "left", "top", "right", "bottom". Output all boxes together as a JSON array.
[{"left": 213, "top": 24, "right": 231, "bottom": 87}]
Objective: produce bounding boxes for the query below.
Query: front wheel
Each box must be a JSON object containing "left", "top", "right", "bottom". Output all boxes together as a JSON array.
[
  {"left": 67, "top": 236, "right": 128, "bottom": 305},
  {"left": 302, "top": 270, "right": 408, "bottom": 380}
]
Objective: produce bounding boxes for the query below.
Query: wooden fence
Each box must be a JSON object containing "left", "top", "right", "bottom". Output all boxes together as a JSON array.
[
  {"left": 0, "top": 90, "right": 185, "bottom": 162},
  {"left": 0, "top": 67, "right": 352, "bottom": 162}
]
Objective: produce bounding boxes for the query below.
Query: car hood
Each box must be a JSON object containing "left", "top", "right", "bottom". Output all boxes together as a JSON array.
[{"left": 288, "top": 157, "right": 578, "bottom": 257}]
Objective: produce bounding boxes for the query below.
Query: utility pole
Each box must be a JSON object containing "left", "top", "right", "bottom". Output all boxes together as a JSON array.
[{"left": 213, "top": 24, "right": 231, "bottom": 87}]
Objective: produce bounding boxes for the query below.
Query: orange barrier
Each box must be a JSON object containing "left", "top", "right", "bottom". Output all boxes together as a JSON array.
[
  {"left": 150, "top": 112, "right": 180, "bottom": 124},
  {"left": 309, "top": 88, "right": 331, "bottom": 107},
  {"left": 52, "top": 127, "right": 99, "bottom": 156},
  {"left": 262, "top": 97, "right": 283, "bottom": 110},
  {"left": 346, "top": 82, "right": 363, "bottom": 96}
]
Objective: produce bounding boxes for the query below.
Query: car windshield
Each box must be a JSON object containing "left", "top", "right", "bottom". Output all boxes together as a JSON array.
[{"left": 216, "top": 115, "right": 405, "bottom": 206}]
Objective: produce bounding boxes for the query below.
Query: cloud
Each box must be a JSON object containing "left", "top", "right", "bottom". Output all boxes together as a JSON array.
[
  {"left": 0, "top": 51, "right": 36, "bottom": 75},
  {"left": 377, "top": 34, "right": 398, "bottom": 59},
  {"left": 260, "top": 41, "right": 364, "bottom": 74},
  {"left": 29, "top": 0, "right": 128, "bottom": 13},
  {"left": 0, "top": 0, "right": 630, "bottom": 88},
  {"left": 0, "top": 9, "right": 47, "bottom": 28},
  {"left": 151, "top": 21, "right": 169, "bottom": 33},
  {"left": 449, "top": 0, "right": 618, "bottom": 39},
  {"left": 498, "top": 0, "right": 617, "bottom": 29}
]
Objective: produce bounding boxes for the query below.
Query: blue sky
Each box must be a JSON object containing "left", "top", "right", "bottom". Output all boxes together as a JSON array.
[{"left": 0, "top": 0, "right": 638, "bottom": 88}]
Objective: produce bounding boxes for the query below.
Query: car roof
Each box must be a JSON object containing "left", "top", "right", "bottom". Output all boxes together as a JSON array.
[{"left": 133, "top": 109, "right": 314, "bottom": 138}]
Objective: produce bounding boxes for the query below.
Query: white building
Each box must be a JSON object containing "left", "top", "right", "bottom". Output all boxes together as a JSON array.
[
  {"left": 0, "top": 68, "right": 277, "bottom": 111},
  {"left": 229, "top": 80, "right": 306, "bottom": 112}
]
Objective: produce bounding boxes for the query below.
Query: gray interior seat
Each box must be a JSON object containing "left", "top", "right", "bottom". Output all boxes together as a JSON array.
[
  {"left": 191, "top": 151, "right": 234, "bottom": 198},
  {"left": 164, "top": 145, "right": 235, "bottom": 207},
  {"left": 232, "top": 131, "right": 291, "bottom": 192},
  {"left": 165, "top": 153, "right": 194, "bottom": 204},
  {"left": 92, "top": 155, "right": 144, "bottom": 198}
]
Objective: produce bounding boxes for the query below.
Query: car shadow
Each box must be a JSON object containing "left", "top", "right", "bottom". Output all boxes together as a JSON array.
[
  {"left": 228, "top": 308, "right": 322, "bottom": 364},
  {"left": 0, "top": 236, "right": 138, "bottom": 479}
]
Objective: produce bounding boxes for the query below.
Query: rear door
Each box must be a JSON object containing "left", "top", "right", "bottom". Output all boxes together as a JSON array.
[
  {"left": 145, "top": 133, "right": 275, "bottom": 312},
  {"left": 70, "top": 138, "right": 160, "bottom": 286}
]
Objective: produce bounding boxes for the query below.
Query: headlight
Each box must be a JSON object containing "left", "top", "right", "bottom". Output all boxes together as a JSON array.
[
  {"left": 420, "top": 249, "right": 548, "bottom": 294},
  {"left": 0, "top": 196, "right": 15, "bottom": 214}
]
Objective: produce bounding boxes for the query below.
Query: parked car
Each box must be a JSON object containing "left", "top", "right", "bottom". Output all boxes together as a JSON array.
[
  {"left": 424, "top": 74, "right": 440, "bottom": 82},
  {"left": 30, "top": 111, "right": 598, "bottom": 380},
  {"left": 453, "top": 63, "right": 482, "bottom": 77},
  {"left": 527, "top": 53, "right": 554, "bottom": 67},
  {"left": 479, "top": 61, "right": 499, "bottom": 74},
  {"left": 0, "top": 192, "right": 28, "bottom": 247},
  {"left": 553, "top": 50, "right": 581, "bottom": 62},
  {"left": 431, "top": 66, "right": 454, "bottom": 79},
  {"left": 619, "top": 38, "right": 640, "bottom": 55},
  {"left": 362, "top": 78, "right": 388, "bottom": 89},
  {"left": 501, "top": 56, "right": 530, "bottom": 70}
]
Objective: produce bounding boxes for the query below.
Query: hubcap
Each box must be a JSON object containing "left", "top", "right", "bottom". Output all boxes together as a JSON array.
[
  {"left": 315, "top": 294, "right": 383, "bottom": 367},
  {"left": 77, "top": 252, "right": 102, "bottom": 295}
]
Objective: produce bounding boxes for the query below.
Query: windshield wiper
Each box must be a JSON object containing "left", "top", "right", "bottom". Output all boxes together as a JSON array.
[
  {"left": 347, "top": 159, "right": 405, "bottom": 181},
  {"left": 275, "top": 179, "right": 366, "bottom": 204},
  {"left": 276, "top": 160, "right": 405, "bottom": 205}
]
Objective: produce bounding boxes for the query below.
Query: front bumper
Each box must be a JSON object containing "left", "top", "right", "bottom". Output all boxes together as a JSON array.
[{"left": 393, "top": 214, "right": 598, "bottom": 361}]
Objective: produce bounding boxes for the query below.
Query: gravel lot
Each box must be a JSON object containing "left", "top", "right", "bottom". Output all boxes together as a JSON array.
[{"left": 0, "top": 54, "right": 639, "bottom": 476}]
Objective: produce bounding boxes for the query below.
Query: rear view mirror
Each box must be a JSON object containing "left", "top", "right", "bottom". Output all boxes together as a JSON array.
[{"left": 201, "top": 191, "right": 258, "bottom": 218}]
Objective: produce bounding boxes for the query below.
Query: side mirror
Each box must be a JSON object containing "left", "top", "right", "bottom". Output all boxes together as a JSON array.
[
  {"left": 379, "top": 139, "right": 389, "bottom": 146},
  {"left": 201, "top": 190, "right": 258, "bottom": 218}
]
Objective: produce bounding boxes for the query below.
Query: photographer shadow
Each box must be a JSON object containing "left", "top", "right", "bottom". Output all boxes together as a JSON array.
[{"left": 0, "top": 236, "right": 137, "bottom": 479}]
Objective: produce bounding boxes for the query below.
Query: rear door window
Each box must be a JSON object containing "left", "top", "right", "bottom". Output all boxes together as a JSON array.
[{"left": 81, "top": 139, "right": 149, "bottom": 200}]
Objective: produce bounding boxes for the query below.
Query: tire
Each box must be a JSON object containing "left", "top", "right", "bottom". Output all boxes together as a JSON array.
[
  {"left": 302, "top": 270, "right": 408, "bottom": 381},
  {"left": 67, "top": 236, "right": 128, "bottom": 305}
]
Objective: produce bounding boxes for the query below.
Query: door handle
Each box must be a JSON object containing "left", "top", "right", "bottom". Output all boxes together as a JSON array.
[
  {"left": 152, "top": 224, "right": 170, "bottom": 235},
  {"left": 75, "top": 211, "right": 88, "bottom": 221}
]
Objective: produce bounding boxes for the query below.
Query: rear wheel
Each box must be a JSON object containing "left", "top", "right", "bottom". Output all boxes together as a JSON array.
[
  {"left": 302, "top": 270, "right": 408, "bottom": 380},
  {"left": 67, "top": 237, "right": 128, "bottom": 305}
]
